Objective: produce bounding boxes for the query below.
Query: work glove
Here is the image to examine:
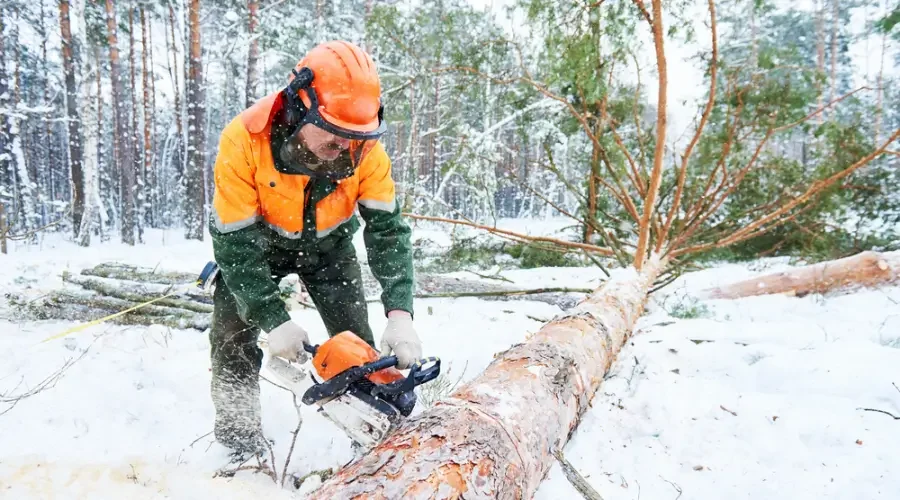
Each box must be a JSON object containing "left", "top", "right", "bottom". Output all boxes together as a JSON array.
[
  {"left": 267, "top": 320, "right": 310, "bottom": 364},
  {"left": 379, "top": 311, "right": 422, "bottom": 369}
]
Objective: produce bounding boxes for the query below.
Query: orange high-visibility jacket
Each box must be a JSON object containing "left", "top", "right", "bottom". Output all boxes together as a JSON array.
[
  {"left": 211, "top": 90, "right": 397, "bottom": 239},
  {"left": 208, "top": 90, "right": 413, "bottom": 333}
]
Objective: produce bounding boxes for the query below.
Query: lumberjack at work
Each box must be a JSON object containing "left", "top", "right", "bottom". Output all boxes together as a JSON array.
[{"left": 203, "top": 40, "right": 434, "bottom": 456}]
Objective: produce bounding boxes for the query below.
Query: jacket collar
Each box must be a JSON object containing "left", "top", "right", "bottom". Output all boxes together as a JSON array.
[{"left": 241, "top": 90, "right": 283, "bottom": 134}]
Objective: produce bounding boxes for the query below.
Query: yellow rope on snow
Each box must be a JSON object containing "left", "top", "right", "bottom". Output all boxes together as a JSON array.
[{"left": 40, "top": 282, "right": 199, "bottom": 343}]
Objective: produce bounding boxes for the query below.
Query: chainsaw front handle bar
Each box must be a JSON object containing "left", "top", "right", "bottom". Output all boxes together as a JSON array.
[{"left": 302, "top": 342, "right": 440, "bottom": 379}]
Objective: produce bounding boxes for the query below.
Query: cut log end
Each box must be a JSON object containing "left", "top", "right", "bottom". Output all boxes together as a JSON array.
[{"left": 702, "top": 251, "right": 900, "bottom": 300}]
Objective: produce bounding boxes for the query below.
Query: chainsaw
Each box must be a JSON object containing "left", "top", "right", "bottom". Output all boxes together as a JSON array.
[
  {"left": 198, "top": 261, "right": 441, "bottom": 448},
  {"left": 267, "top": 330, "right": 441, "bottom": 449}
]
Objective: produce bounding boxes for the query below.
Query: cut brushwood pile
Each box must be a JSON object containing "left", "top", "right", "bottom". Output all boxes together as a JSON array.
[
  {"left": 12, "top": 263, "right": 213, "bottom": 331},
  {"left": 701, "top": 250, "right": 900, "bottom": 300},
  {"left": 12, "top": 262, "right": 593, "bottom": 331}
]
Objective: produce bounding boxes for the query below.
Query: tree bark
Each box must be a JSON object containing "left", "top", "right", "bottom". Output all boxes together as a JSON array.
[
  {"left": 141, "top": 6, "right": 153, "bottom": 228},
  {"left": 167, "top": 2, "right": 185, "bottom": 180},
  {"left": 0, "top": 203, "right": 7, "bottom": 254},
  {"left": 633, "top": 0, "right": 667, "bottom": 268},
  {"left": 60, "top": 0, "right": 86, "bottom": 241},
  {"left": 147, "top": 9, "right": 158, "bottom": 225},
  {"left": 815, "top": 0, "right": 826, "bottom": 124},
  {"left": 246, "top": 0, "right": 259, "bottom": 108},
  {"left": 0, "top": 5, "right": 11, "bottom": 211},
  {"left": 105, "top": 0, "right": 137, "bottom": 245},
  {"left": 701, "top": 251, "right": 900, "bottom": 300},
  {"left": 184, "top": 0, "right": 205, "bottom": 240},
  {"left": 129, "top": 3, "right": 145, "bottom": 243},
  {"left": 310, "top": 256, "right": 666, "bottom": 498},
  {"left": 61, "top": 272, "right": 214, "bottom": 313},
  {"left": 830, "top": 0, "right": 839, "bottom": 103}
]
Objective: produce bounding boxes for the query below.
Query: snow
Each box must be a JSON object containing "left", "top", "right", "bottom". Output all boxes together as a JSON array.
[{"left": 1, "top": 228, "right": 898, "bottom": 499}]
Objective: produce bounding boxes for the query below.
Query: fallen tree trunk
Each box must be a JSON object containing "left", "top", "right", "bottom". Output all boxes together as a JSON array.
[
  {"left": 80, "top": 262, "right": 198, "bottom": 285},
  {"left": 701, "top": 250, "right": 900, "bottom": 300},
  {"left": 309, "top": 255, "right": 666, "bottom": 499},
  {"left": 62, "top": 272, "right": 214, "bottom": 312}
]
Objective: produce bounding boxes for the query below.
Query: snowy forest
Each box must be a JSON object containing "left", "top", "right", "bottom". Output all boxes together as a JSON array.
[
  {"left": 2, "top": 0, "right": 900, "bottom": 498},
  {"left": 0, "top": 0, "right": 897, "bottom": 260}
]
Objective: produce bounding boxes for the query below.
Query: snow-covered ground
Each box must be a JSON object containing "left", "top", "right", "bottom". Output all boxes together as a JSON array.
[{"left": 1, "top": 224, "right": 898, "bottom": 499}]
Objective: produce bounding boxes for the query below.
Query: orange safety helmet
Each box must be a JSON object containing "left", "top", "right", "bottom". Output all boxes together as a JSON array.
[{"left": 284, "top": 40, "right": 386, "bottom": 140}]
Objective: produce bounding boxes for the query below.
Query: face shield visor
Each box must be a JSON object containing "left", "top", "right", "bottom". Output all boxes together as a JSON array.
[{"left": 277, "top": 67, "right": 386, "bottom": 181}]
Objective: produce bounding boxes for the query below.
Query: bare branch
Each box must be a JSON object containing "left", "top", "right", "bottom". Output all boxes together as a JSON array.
[
  {"left": 404, "top": 214, "right": 614, "bottom": 256},
  {"left": 658, "top": 0, "right": 718, "bottom": 252},
  {"left": 773, "top": 86, "right": 871, "bottom": 133},
  {"left": 281, "top": 394, "right": 304, "bottom": 487},
  {"left": 858, "top": 408, "right": 900, "bottom": 420},
  {"left": 1, "top": 349, "right": 89, "bottom": 417},
  {"left": 554, "top": 449, "right": 605, "bottom": 500},
  {"left": 632, "top": 0, "right": 653, "bottom": 25}
]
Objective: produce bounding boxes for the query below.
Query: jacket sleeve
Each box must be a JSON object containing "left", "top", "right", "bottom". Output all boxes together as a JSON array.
[
  {"left": 210, "top": 123, "right": 291, "bottom": 333},
  {"left": 356, "top": 142, "right": 415, "bottom": 317}
]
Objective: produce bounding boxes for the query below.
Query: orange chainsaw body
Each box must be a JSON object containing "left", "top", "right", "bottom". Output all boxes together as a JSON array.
[{"left": 311, "top": 331, "right": 404, "bottom": 385}]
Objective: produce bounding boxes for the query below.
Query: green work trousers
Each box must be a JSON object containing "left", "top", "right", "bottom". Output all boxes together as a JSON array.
[{"left": 208, "top": 237, "right": 374, "bottom": 449}]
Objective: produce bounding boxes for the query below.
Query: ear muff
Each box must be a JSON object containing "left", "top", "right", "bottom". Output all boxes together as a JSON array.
[{"left": 283, "top": 67, "right": 314, "bottom": 128}]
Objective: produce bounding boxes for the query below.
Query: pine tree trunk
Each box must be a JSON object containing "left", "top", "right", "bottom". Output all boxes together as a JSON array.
[
  {"left": 184, "top": 0, "right": 205, "bottom": 240},
  {"left": 830, "top": 0, "right": 839, "bottom": 103},
  {"left": 246, "top": 0, "right": 259, "bottom": 108},
  {"left": 364, "top": 0, "right": 374, "bottom": 51},
  {"left": 875, "top": 7, "right": 886, "bottom": 143},
  {"left": 105, "top": 0, "right": 137, "bottom": 245},
  {"left": 815, "top": 0, "right": 826, "bottom": 124},
  {"left": 60, "top": 0, "right": 86, "bottom": 241},
  {"left": 167, "top": 3, "right": 185, "bottom": 180},
  {"left": 311, "top": 257, "right": 667, "bottom": 497}
]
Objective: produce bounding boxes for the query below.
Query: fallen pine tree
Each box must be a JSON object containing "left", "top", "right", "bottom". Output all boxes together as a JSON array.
[
  {"left": 303, "top": 0, "right": 900, "bottom": 496},
  {"left": 309, "top": 257, "right": 666, "bottom": 498},
  {"left": 701, "top": 250, "right": 900, "bottom": 300}
]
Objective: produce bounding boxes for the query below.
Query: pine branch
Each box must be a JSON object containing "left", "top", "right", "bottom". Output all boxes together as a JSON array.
[{"left": 404, "top": 214, "right": 614, "bottom": 256}]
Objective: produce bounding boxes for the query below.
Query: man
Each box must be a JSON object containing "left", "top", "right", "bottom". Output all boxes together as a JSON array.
[{"left": 208, "top": 40, "right": 422, "bottom": 454}]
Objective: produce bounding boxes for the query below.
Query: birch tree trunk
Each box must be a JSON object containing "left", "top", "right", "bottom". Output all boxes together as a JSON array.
[
  {"left": 105, "top": 0, "right": 137, "bottom": 245},
  {"left": 0, "top": 5, "right": 12, "bottom": 218},
  {"left": 10, "top": 16, "right": 38, "bottom": 235},
  {"left": 60, "top": 0, "right": 86, "bottom": 241},
  {"left": 128, "top": 3, "right": 145, "bottom": 243},
  {"left": 246, "top": 0, "right": 259, "bottom": 108},
  {"left": 0, "top": 202, "right": 6, "bottom": 253},
  {"left": 310, "top": 256, "right": 667, "bottom": 498},
  {"left": 184, "top": 0, "right": 205, "bottom": 240},
  {"left": 141, "top": 6, "right": 153, "bottom": 229}
]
